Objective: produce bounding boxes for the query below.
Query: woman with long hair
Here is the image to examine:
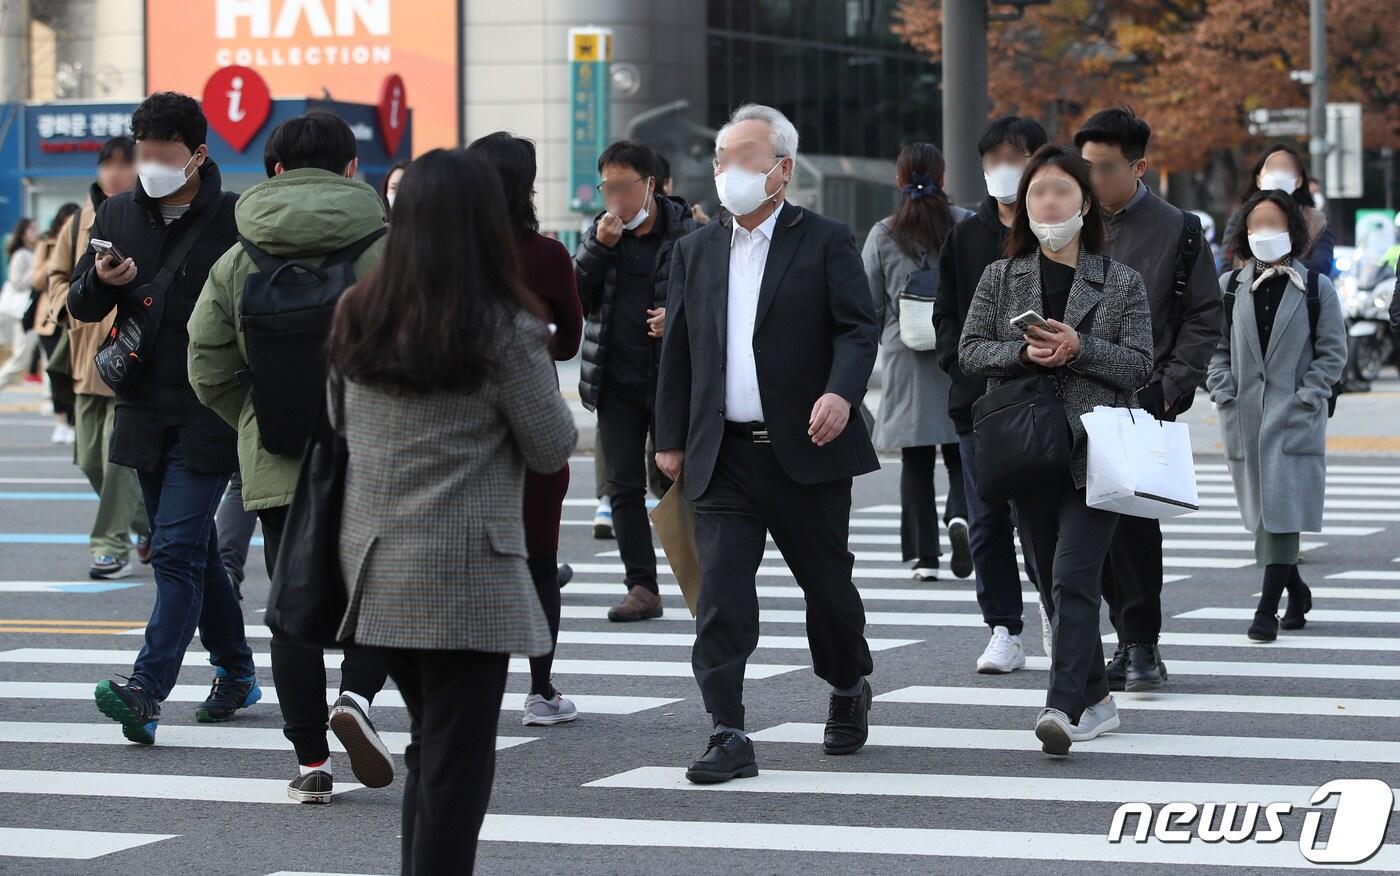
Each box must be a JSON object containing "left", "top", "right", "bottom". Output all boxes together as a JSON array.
[
  {"left": 328, "top": 148, "right": 575, "bottom": 874},
  {"left": 960, "top": 145, "right": 1153, "bottom": 756},
  {"left": 0, "top": 218, "right": 40, "bottom": 387},
  {"left": 1223, "top": 143, "right": 1333, "bottom": 276},
  {"left": 467, "top": 130, "right": 584, "bottom": 726},
  {"left": 861, "top": 143, "right": 972, "bottom": 584},
  {"left": 33, "top": 202, "right": 81, "bottom": 442}
]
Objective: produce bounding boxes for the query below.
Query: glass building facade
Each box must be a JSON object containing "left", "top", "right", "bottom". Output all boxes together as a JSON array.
[{"left": 705, "top": 0, "right": 941, "bottom": 159}]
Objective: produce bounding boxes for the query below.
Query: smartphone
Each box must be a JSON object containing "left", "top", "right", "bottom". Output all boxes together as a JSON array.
[
  {"left": 1010, "top": 309, "right": 1050, "bottom": 334},
  {"left": 89, "top": 238, "right": 126, "bottom": 265}
]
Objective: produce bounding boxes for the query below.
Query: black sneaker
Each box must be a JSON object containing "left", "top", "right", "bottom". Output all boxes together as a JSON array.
[
  {"left": 1125, "top": 643, "right": 1166, "bottom": 692},
  {"left": 947, "top": 518, "right": 974, "bottom": 579},
  {"left": 1105, "top": 644, "right": 1128, "bottom": 692},
  {"left": 685, "top": 731, "right": 758, "bottom": 784},
  {"left": 557, "top": 563, "right": 574, "bottom": 589},
  {"left": 329, "top": 695, "right": 394, "bottom": 789},
  {"left": 196, "top": 668, "right": 262, "bottom": 722},
  {"left": 94, "top": 678, "right": 160, "bottom": 745},
  {"left": 823, "top": 678, "right": 872, "bottom": 755},
  {"left": 287, "top": 770, "right": 334, "bottom": 804}
]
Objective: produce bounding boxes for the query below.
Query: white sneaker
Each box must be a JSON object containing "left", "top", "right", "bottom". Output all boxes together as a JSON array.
[
  {"left": 50, "top": 424, "right": 66, "bottom": 444},
  {"left": 1070, "top": 696, "right": 1120, "bottom": 742},
  {"left": 1038, "top": 600, "right": 1054, "bottom": 658},
  {"left": 1034, "top": 708, "right": 1073, "bottom": 756},
  {"left": 61, "top": 425, "right": 75, "bottom": 444},
  {"left": 911, "top": 564, "right": 939, "bottom": 581},
  {"left": 975, "top": 625, "right": 1025, "bottom": 674},
  {"left": 522, "top": 691, "right": 578, "bottom": 726}
]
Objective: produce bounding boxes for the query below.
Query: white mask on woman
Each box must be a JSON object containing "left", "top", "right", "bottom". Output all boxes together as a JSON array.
[
  {"left": 1247, "top": 229, "right": 1293, "bottom": 264},
  {"left": 1258, "top": 170, "right": 1300, "bottom": 194},
  {"left": 1028, "top": 209, "right": 1084, "bottom": 253}
]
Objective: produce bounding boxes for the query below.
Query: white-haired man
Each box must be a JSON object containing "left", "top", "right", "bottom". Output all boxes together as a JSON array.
[{"left": 655, "top": 104, "right": 880, "bottom": 783}]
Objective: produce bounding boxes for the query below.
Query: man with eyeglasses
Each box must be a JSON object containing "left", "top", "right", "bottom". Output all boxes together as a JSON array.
[
  {"left": 1074, "top": 107, "right": 1221, "bottom": 693},
  {"left": 574, "top": 140, "right": 699, "bottom": 623},
  {"left": 655, "top": 104, "right": 879, "bottom": 784}
]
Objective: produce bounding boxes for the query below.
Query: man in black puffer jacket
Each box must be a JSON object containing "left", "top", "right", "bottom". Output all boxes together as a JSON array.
[
  {"left": 574, "top": 140, "right": 699, "bottom": 622},
  {"left": 67, "top": 92, "right": 257, "bottom": 746}
]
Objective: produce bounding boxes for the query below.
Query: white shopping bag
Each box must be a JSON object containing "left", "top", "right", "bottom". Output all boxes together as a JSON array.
[{"left": 1082, "top": 406, "right": 1199, "bottom": 519}]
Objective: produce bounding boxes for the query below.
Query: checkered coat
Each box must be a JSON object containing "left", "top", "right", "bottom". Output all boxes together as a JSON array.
[
  {"left": 334, "top": 310, "right": 577, "bottom": 655},
  {"left": 958, "top": 247, "right": 1154, "bottom": 489}
]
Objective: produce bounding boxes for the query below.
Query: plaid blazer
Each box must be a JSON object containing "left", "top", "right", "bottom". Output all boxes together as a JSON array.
[
  {"left": 958, "top": 246, "right": 1154, "bottom": 488},
  {"left": 334, "top": 310, "right": 577, "bottom": 655}
]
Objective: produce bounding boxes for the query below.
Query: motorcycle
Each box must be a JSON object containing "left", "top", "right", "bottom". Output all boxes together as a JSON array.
[{"left": 1338, "top": 264, "right": 1397, "bottom": 384}]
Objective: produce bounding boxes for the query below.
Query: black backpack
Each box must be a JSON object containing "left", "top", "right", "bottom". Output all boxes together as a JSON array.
[
  {"left": 1223, "top": 266, "right": 1341, "bottom": 417},
  {"left": 237, "top": 228, "right": 385, "bottom": 456}
]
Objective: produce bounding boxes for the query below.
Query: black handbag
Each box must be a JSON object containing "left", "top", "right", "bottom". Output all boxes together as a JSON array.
[
  {"left": 971, "top": 371, "right": 1073, "bottom": 505},
  {"left": 266, "top": 377, "right": 349, "bottom": 647},
  {"left": 94, "top": 203, "right": 217, "bottom": 392}
]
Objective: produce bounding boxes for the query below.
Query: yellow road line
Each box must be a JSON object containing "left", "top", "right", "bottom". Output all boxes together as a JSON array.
[{"left": 0, "top": 619, "right": 143, "bottom": 627}]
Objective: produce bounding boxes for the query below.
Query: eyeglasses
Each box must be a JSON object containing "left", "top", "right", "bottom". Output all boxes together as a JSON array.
[
  {"left": 712, "top": 151, "right": 784, "bottom": 173},
  {"left": 1086, "top": 158, "right": 1138, "bottom": 178},
  {"left": 595, "top": 177, "right": 648, "bottom": 198}
]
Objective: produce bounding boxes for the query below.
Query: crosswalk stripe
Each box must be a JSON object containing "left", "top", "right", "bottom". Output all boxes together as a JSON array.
[
  {"left": 585, "top": 766, "right": 1399, "bottom": 810},
  {"left": 557, "top": 630, "right": 922, "bottom": 651},
  {"left": 1291, "top": 587, "right": 1400, "bottom": 601},
  {"left": 0, "top": 768, "right": 363, "bottom": 803},
  {"left": 1022, "top": 655, "right": 1400, "bottom": 681},
  {"left": 875, "top": 685, "right": 1400, "bottom": 718},
  {"left": 0, "top": 682, "right": 679, "bottom": 715},
  {"left": 0, "top": 721, "right": 535, "bottom": 753},
  {"left": 1144, "top": 632, "right": 1400, "bottom": 652},
  {"left": 0, "top": 826, "right": 176, "bottom": 859},
  {"left": 0, "top": 581, "right": 141, "bottom": 593},
  {"left": 747, "top": 722, "right": 1400, "bottom": 763},
  {"left": 564, "top": 561, "right": 1192, "bottom": 581},
  {"left": 475, "top": 814, "right": 1400, "bottom": 870},
  {"left": 559, "top": 606, "right": 988, "bottom": 627},
  {"left": 1163, "top": 524, "right": 1380, "bottom": 536},
  {"left": 1195, "top": 472, "right": 1400, "bottom": 485},
  {"left": 1329, "top": 570, "right": 1400, "bottom": 581},
  {"left": 1196, "top": 483, "right": 1400, "bottom": 497},
  {"left": 0, "top": 649, "right": 804, "bottom": 679},
  {"left": 563, "top": 581, "right": 1035, "bottom": 603},
  {"left": 1175, "top": 607, "right": 1400, "bottom": 624},
  {"left": 608, "top": 543, "right": 1318, "bottom": 560}
]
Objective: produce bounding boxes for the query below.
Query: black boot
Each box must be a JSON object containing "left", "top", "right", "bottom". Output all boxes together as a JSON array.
[
  {"left": 1105, "top": 644, "right": 1128, "bottom": 692},
  {"left": 1280, "top": 567, "right": 1312, "bottom": 631},
  {"left": 1249, "top": 564, "right": 1291, "bottom": 642}
]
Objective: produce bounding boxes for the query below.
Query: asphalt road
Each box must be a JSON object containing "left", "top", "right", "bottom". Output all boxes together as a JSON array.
[{"left": 1, "top": 393, "right": 1399, "bottom": 875}]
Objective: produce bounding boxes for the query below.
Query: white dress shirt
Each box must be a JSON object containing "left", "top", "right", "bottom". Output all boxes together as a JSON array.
[{"left": 724, "top": 208, "right": 780, "bottom": 423}]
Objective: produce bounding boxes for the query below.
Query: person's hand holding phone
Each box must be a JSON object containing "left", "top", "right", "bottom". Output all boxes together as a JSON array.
[
  {"left": 91, "top": 241, "right": 137, "bottom": 287},
  {"left": 1023, "top": 318, "right": 1080, "bottom": 368}
]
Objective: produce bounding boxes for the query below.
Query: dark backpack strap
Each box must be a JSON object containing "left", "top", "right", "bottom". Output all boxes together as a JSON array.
[
  {"left": 1222, "top": 268, "right": 1242, "bottom": 332},
  {"left": 322, "top": 227, "right": 387, "bottom": 268},
  {"left": 238, "top": 236, "right": 287, "bottom": 274},
  {"left": 1304, "top": 268, "right": 1320, "bottom": 346},
  {"left": 1173, "top": 211, "right": 1202, "bottom": 300}
]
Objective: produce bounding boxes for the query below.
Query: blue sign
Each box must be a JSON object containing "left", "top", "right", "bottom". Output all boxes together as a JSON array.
[{"left": 568, "top": 28, "right": 612, "bottom": 214}]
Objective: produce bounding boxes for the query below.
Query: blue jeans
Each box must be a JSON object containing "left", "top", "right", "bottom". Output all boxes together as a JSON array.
[
  {"left": 132, "top": 439, "right": 254, "bottom": 701},
  {"left": 959, "top": 432, "right": 1036, "bottom": 636}
]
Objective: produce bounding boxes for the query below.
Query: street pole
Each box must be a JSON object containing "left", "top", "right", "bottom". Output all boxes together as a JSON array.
[
  {"left": 1308, "top": 0, "right": 1327, "bottom": 189},
  {"left": 942, "top": 0, "right": 988, "bottom": 207}
]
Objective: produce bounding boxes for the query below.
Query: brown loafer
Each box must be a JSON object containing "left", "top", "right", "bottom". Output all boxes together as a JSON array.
[{"left": 607, "top": 584, "right": 663, "bottom": 622}]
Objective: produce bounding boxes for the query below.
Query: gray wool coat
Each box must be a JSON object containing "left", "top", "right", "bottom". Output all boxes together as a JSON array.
[
  {"left": 958, "top": 246, "right": 1155, "bottom": 489},
  {"left": 1205, "top": 260, "right": 1347, "bottom": 534},
  {"left": 333, "top": 309, "right": 578, "bottom": 655},
  {"left": 861, "top": 210, "right": 970, "bottom": 450}
]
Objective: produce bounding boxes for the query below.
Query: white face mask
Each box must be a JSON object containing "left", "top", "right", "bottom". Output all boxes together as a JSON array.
[
  {"left": 1312, "top": 192, "right": 1326, "bottom": 211},
  {"left": 1248, "top": 229, "right": 1292, "bottom": 264},
  {"left": 621, "top": 180, "right": 654, "bottom": 231},
  {"left": 1259, "top": 170, "right": 1300, "bottom": 194},
  {"left": 715, "top": 159, "right": 784, "bottom": 217},
  {"left": 1029, "top": 208, "right": 1085, "bottom": 253},
  {"left": 386, "top": 192, "right": 397, "bottom": 209},
  {"left": 138, "top": 152, "right": 197, "bottom": 199},
  {"left": 984, "top": 164, "right": 1024, "bottom": 204}
]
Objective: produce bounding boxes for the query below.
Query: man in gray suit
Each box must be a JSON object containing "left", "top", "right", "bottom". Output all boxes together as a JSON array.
[{"left": 655, "top": 104, "right": 880, "bottom": 784}]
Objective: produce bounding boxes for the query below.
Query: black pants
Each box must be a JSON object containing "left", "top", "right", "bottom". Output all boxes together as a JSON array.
[
  {"left": 692, "top": 431, "right": 873, "bottom": 730},
  {"left": 1101, "top": 514, "right": 1164, "bottom": 646},
  {"left": 382, "top": 648, "right": 510, "bottom": 876},
  {"left": 959, "top": 433, "right": 1035, "bottom": 635},
  {"left": 596, "top": 382, "right": 667, "bottom": 593},
  {"left": 527, "top": 554, "right": 560, "bottom": 696},
  {"left": 258, "top": 505, "right": 388, "bottom": 765},
  {"left": 898, "top": 443, "right": 966, "bottom": 564},
  {"left": 1012, "top": 476, "right": 1119, "bottom": 723}
]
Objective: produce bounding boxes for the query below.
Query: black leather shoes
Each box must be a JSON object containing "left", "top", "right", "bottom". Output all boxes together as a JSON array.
[
  {"left": 1105, "top": 644, "right": 1128, "bottom": 692},
  {"left": 1248, "top": 611, "right": 1279, "bottom": 642},
  {"left": 823, "top": 678, "right": 872, "bottom": 755},
  {"left": 685, "top": 730, "right": 758, "bottom": 784},
  {"left": 1280, "top": 579, "right": 1312, "bottom": 630},
  {"left": 1125, "top": 643, "right": 1167, "bottom": 692}
]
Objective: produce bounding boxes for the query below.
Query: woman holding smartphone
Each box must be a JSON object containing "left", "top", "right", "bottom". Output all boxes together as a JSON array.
[{"left": 959, "top": 145, "right": 1153, "bottom": 757}]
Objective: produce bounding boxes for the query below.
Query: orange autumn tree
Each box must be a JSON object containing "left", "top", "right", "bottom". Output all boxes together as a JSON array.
[{"left": 894, "top": 0, "right": 1400, "bottom": 172}]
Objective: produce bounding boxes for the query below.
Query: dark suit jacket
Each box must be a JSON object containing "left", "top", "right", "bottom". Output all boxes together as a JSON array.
[{"left": 655, "top": 200, "right": 880, "bottom": 501}]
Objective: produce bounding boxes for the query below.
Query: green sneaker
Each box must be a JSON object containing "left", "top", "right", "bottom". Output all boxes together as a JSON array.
[{"left": 94, "top": 679, "right": 160, "bottom": 745}]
